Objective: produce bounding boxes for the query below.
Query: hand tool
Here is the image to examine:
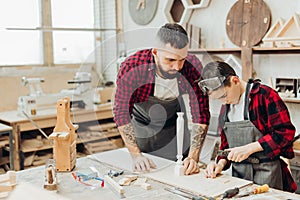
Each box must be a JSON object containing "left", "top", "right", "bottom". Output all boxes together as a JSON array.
[
  {"left": 219, "top": 187, "right": 239, "bottom": 199},
  {"left": 108, "top": 169, "right": 124, "bottom": 177},
  {"left": 235, "top": 184, "right": 269, "bottom": 198},
  {"left": 164, "top": 187, "right": 215, "bottom": 200},
  {"left": 217, "top": 150, "right": 259, "bottom": 164},
  {"left": 217, "top": 134, "right": 300, "bottom": 164}
]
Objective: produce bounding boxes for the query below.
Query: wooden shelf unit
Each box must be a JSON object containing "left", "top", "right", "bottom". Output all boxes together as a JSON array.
[
  {"left": 0, "top": 103, "right": 122, "bottom": 170},
  {"left": 189, "top": 46, "right": 300, "bottom": 54}
]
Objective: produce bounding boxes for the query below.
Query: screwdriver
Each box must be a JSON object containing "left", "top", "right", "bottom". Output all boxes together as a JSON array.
[
  {"left": 219, "top": 187, "right": 239, "bottom": 199},
  {"left": 236, "top": 184, "right": 269, "bottom": 198}
]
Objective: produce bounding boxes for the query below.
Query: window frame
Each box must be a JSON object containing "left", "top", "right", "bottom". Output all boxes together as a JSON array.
[{"left": 1, "top": 0, "right": 119, "bottom": 68}]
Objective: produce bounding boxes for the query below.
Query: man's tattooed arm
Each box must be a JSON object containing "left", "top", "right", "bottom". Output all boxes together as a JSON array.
[
  {"left": 188, "top": 124, "right": 208, "bottom": 162},
  {"left": 118, "top": 123, "right": 141, "bottom": 156}
]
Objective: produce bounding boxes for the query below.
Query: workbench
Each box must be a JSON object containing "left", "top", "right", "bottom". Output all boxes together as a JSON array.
[
  {"left": 0, "top": 123, "right": 13, "bottom": 170},
  {"left": 10, "top": 149, "right": 300, "bottom": 200},
  {"left": 0, "top": 103, "right": 114, "bottom": 171}
]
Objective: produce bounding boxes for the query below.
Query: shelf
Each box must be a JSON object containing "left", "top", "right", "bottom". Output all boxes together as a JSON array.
[
  {"left": 253, "top": 47, "right": 300, "bottom": 54},
  {"left": 189, "top": 48, "right": 241, "bottom": 54},
  {"left": 22, "top": 143, "right": 52, "bottom": 153},
  {"left": 0, "top": 156, "right": 9, "bottom": 166},
  {"left": 189, "top": 47, "right": 300, "bottom": 54},
  {"left": 21, "top": 131, "right": 121, "bottom": 153}
]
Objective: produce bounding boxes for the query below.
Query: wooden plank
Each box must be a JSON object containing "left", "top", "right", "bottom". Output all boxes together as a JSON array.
[
  {"left": 93, "top": 148, "right": 173, "bottom": 172},
  {"left": 276, "top": 14, "right": 300, "bottom": 38},
  {"left": 190, "top": 25, "right": 201, "bottom": 49},
  {"left": 104, "top": 175, "right": 125, "bottom": 194},
  {"left": 144, "top": 164, "right": 252, "bottom": 198},
  {"left": 241, "top": 47, "right": 253, "bottom": 80},
  {"left": 86, "top": 122, "right": 116, "bottom": 132},
  {"left": 94, "top": 148, "right": 252, "bottom": 198}
]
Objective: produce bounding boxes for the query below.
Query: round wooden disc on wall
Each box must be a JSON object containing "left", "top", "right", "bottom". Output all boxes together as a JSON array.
[
  {"left": 226, "top": 0, "right": 271, "bottom": 47},
  {"left": 129, "top": 0, "right": 158, "bottom": 25}
]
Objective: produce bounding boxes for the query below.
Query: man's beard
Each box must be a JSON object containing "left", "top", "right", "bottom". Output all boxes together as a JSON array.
[{"left": 156, "top": 63, "right": 179, "bottom": 79}]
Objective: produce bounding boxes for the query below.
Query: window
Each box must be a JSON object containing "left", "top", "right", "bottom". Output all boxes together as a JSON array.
[
  {"left": 0, "top": 1, "right": 116, "bottom": 67},
  {"left": 0, "top": 0, "right": 42, "bottom": 65},
  {"left": 51, "top": 0, "right": 95, "bottom": 64}
]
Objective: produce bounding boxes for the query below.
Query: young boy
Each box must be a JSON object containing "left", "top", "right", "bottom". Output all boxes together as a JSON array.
[{"left": 200, "top": 61, "right": 296, "bottom": 192}]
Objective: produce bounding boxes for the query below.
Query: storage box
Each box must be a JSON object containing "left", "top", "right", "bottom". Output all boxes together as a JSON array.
[{"left": 275, "top": 78, "right": 300, "bottom": 98}]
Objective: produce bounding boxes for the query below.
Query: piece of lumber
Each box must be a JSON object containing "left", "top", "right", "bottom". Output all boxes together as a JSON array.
[
  {"left": 118, "top": 175, "right": 138, "bottom": 186},
  {"left": 104, "top": 175, "right": 124, "bottom": 194},
  {"left": 0, "top": 171, "right": 16, "bottom": 185},
  {"left": 133, "top": 177, "right": 151, "bottom": 190}
]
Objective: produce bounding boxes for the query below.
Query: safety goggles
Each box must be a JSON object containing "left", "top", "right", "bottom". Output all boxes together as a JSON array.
[{"left": 198, "top": 76, "right": 226, "bottom": 94}]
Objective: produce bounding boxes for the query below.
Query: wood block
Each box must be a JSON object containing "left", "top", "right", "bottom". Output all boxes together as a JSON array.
[
  {"left": 104, "top": 175, "right": 125, "bottom": 194},
  {"left": 86, "top": 138, "right": 124, "bottom": 154},
  {"left": 276, "top": 14, "right": 300, "bottom": 38},
  {"left": 24, "top": 152, "right": 35, "bottom": 167},
  {"left": 0, "top": 171, "right": 16, "bottom": 185},
  {"left": 118, "top": 175, "right": 138, "bottom": 186},
  {"left": 98, "top": 87, "right": 115, "bottom": 104},
  {"left": 186, "top": 24, "right": 193, "bottom": 49},
  {"left": 86, "top": 122, "right": 117, "bottom": 132},
  {"left": 293, "top": 139, "right": 300, "bottom": 150},
  {"left": 133, "top": 177, "right": 151, "bottom": 190},
  {"left": 21, "top": 138, "right": 43, "bottom": 149},
  {"left": 263, "top": 18, "right": 284, "bottom": 41},
  {"left": 190, "top": 25, "right": 201, "bottom": 49},
  {"left": 260, "top": 41, "right": 275, "bottom": 48},
  {"left": 140, "top": 182, "right": 151, "bottom": 190}
]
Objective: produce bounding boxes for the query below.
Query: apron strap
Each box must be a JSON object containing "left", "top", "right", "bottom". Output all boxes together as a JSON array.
[
  {"left": 243, "top": 80, "right": 253, "bottom": 120},
  {"left": 224, "top": 104, "right": 230, "bottom": 122}
]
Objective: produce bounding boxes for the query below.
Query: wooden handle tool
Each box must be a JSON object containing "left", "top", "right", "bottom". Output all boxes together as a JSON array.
[
  {"left": 253, "top": 184, "right": 269, "bottom": 194},
  {"left": 236, "top": 184, "right": 269, "bottom": 198}
]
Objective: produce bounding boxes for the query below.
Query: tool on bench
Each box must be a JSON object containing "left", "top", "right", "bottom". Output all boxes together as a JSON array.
[
  {"left": 217, "top": 134, "right": 300, "bottom": 164},
  {"left": 219, "top": 187, "right": 239, "bottom": 199},
  {"left": 235, "top": 184, "right": 269, "bottom": 198},
  {"left": 44, "top": 159, "right": 57, "bottom": 190},
  {"left": 108, "top": 169, "right": 124, "bottom": 178},
  {"left": 164, "top": 187, "right": 215, "bottom": 200}
]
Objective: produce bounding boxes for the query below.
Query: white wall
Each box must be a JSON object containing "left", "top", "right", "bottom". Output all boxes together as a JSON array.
[{"left": 121, "top": 0, "right": 300, "bottom": 132}]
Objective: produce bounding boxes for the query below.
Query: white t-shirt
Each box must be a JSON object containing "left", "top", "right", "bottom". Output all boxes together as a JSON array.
[
  {"left": 228, "top": 84, "right": 253, "bottom": 122},
  {"left": 154, "top": 74, "right": 179, "bottom": 100}
]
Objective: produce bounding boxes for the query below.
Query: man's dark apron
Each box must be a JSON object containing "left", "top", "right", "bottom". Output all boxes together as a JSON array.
[
  {"left": 131, "top": 95, "right": 190, "bottom": 161},
  {"left": 223, "top": 82, "right": 283, "bottom": 190}
]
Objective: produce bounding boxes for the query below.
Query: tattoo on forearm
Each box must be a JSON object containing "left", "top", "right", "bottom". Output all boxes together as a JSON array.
[
  {"left": 119, "top": 123, "right": 138, "bottom": 147},
  {"left": 190, "top": 124, "right": 207, "bottom": 151}
]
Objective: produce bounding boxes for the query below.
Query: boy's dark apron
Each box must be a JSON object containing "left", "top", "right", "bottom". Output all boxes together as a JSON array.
[
  {"left": 223, "top": 82, "right": 283, "bottom": 190},
  {"left": 131, "top": 96, "right": 190, "bottom": 161}
]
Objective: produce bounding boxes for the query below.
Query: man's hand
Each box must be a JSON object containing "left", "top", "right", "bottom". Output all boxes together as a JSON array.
[
  {"left": 118, "top": 123, "right": 157, "bottom": 172},
  {"left": 183, "top": 157, "right": 200, "bottom": 175},
  {"left": 204, "top": 160, "right": 226, "bottom": 178},
  {"left": 132, "top": 154, "right": 156, "bottom": 172},
  {"left": 184, "top": 123, "right": 207, "bottom": 175}
]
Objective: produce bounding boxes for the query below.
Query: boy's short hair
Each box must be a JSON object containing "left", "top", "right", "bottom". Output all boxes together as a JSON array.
[{"left": 202, "top": 61, "right": 237, "bottom": 86}]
